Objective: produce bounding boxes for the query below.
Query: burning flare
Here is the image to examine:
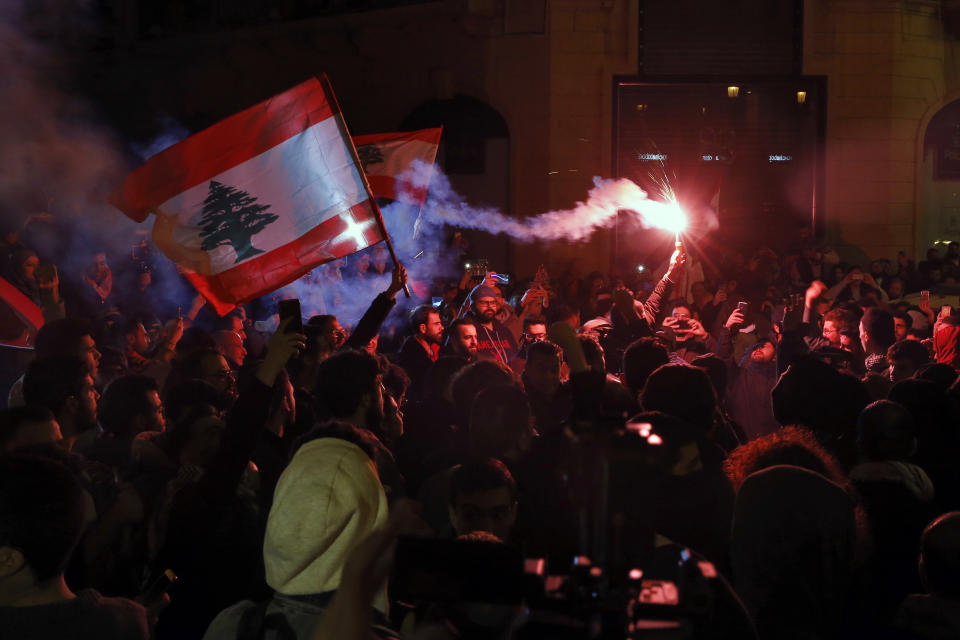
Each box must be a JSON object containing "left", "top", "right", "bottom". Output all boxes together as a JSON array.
[{"left": 400, "top": 159, "right": 690, "bottom": 244}]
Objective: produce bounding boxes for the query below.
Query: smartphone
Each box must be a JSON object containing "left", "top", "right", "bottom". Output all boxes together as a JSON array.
[
  {"left": 36, "top": 263, "right": 56, "bottom": 283},
  {"left": 277, "top": 299, "right": 303, "bottom": 334},
  {"left": 922, "top": 290, "right": 931, "bottom": 307},
  {"left": 676, "top": 318, "right": 691, "bottom": 330},
  {"left": 942, "top": 305, "right": 953, "bottom": 316},
  {"left": 142, "top": 569, "right": 177, "bottom": 603},
  {"left": 390, "top": 536, "right": 524, "bottom": 605},
  {"left": 851, "top": 273, "right": 863, "bottom": 282},
  {"left": 737, "top": 301, "right": 749, "bottom": 315}
]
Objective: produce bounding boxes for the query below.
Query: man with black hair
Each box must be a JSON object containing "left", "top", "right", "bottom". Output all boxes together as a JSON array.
[
  {"left": 397, "top": 305, "right": 444, "bottom": 401},
  {"left": 0, "top": 406, "right": 62, "bottom": 453},
  {"left": 509, "top": 314, "right": 548, "bottom": 375},
  {"left": 22, "top": 356, "right": 99, "bottom": 450},
  {"left": 860, "top": 307, "right": 897, "bottom": 374},
  {"left": 893, "top": 309, "right": 913, "bottom": 343},
  {"left": 443, "top": 318, "right": 479, "bottom": 361},
  {"left": 176, "top": 348, "right": 238, "bottom": 406},
  {"left": 310, "top": 264, "right": 409, "bottom": 361},
  {"left": 116, "top": 316, "right": 184, "bottom": 379},
  {"left": 661, "top": 302, "right": 715, "bottom": 362},
  {"left": 0, "top": 455, "right": 150, "bottom": 639},
  {"left": 77, "top": 375, "right": 165, "bottom": 474},
  {"left": 521, "top": 340, "right": 571, "bottom": 436},
  {"left": 314, "top": 349, "right": 384, "bottom": 433},
  {"left": 7, "top": 318, "right": 101, "bottom": 407},
  {"left": 888, "top": 340, "right": 932, "bottom": 383},
  {"left": 448, "top": 458, "right": 519, "bottom": 542},
  {"left": 521, "top": 314, "right": 548, "bottom": 345}
]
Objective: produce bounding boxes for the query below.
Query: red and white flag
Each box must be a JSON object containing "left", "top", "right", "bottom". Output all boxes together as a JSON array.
[
  {"left": 110, "top": 75, "right": 386, "bottom": 315},
  {"left": 353, "top": 128, "right": 442, "bottom": 205},
  {"left": 0, "top": 277, "right": 43, "bottom": 348}
]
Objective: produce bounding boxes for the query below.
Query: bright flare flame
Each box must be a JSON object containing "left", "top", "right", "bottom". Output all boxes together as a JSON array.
[{"left": 618, "top": 192, "right": 688, "bottom": 235}]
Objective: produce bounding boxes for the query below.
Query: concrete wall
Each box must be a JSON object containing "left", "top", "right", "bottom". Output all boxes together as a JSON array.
[{"left": 802, "top": 0, "right": 948, "bottom": 263}]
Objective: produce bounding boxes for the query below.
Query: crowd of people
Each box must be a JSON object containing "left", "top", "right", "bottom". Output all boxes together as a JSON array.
[{"left": 3, "top": 213, "right": 960, "bottom": 639}]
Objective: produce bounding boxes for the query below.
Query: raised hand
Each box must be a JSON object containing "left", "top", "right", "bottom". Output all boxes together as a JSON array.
[
  {"left": 687, "top": 318, "right": 708, "bottom": 338},
  {"left": 257, "top": 317, "right": 306, "bottom": 386},
  {"left": 666, "top": 247, "right": 687, "bottom": 280},
  {"left": 805, "top": 280, "right": 827, "bottom": 308},
  {"left": 386, "top": 264, "right": 408, "bottom": 299}
]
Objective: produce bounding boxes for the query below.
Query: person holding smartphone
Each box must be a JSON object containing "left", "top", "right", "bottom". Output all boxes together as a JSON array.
[
  {"left": 826, "top": 265, "right": 888, "bottom": 305},
  {"left": 660, "top": 301, "right": 715, "bottom": 362}
]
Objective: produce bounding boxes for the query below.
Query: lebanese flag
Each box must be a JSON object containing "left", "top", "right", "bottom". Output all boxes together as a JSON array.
[
  {"left": 0, "top": 277, "right": 44, "bottom": 348},
  {"left": 353, "top": 128, "right": 442, "bottom": 205},
  {"left": 110, "top": 75, "right": 386, "bottom": 316}
]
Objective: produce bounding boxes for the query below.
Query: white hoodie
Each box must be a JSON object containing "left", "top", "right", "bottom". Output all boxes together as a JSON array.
[{"left": 263, "top": 437, "right": 389, "bottom": 611}]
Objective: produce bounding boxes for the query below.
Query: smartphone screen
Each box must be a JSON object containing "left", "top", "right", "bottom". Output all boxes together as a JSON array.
[{"left": 277, "top": 299, "right": 303, "bottom": 334}]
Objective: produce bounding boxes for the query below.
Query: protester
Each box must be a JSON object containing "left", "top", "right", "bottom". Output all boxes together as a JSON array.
[
  {"left": 447, "top": 458, "right": 519, "bottom": 542},
  {"left": 0, "top": 455, "right": 151, "bottom": 639},
  {"left": 895, "top": 512, "right": 960, "bottom": 638},
  {"left": 463, "top": 284, "right": 518, "bottom": 364},
  {"left": 731, "top": 465, "right": 857, "bottom": 639},
  {"left": 396, "top": 305, "right": 443, "bottom": 401},
  {"left": 202, "top": 426, "right": 392, "bottom": 640},
  {"left": 442, "top": 318, "right": 479, "bottom": 361},
  {"left": 7, "top": 204, "right": 960, "bottom": 639},
  {"left": 852, "top": 400, "right": 936, "bottom": 618}
]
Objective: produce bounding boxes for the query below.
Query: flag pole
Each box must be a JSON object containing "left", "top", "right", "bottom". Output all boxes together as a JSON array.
[{"left": 319, "top": 74, "right": 411, "bottom": 298}]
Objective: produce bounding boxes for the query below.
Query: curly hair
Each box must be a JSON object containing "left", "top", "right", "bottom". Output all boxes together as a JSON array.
[{"left": 724, "top": 426, "right": 847, "bottom": 492}]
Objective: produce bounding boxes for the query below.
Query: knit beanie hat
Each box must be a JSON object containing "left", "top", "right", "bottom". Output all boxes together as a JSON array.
[
  {"left": 469, "top": 284, "right": 499, "bottom": 303},
  {"left": 263, "top": 438, "right": 388, "bottom": 610}
]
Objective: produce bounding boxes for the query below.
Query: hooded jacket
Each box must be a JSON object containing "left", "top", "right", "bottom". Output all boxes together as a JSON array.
[{"left": 203, "top": 438, "right": 390, "bottom": 640}]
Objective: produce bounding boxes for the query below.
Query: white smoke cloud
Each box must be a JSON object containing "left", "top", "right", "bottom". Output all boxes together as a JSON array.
[
  {"left": 399, "top": 159, "right": 692, "bottom": 244},
  {"left": 0, "top": 2, "right": 136, "bottom": 274}
]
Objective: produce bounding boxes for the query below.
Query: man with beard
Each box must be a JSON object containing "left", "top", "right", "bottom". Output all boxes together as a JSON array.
[
  {"left": 22, "top": 356, "right": 99, "bottom": 451},
  {"left": 443, "top": 319, "right": 479, "bottom": 361},
  {"left": 7, "top": 319, "right": 101, "bottom": 408},
  {"left": 397, "top": 305, "right": 444, "bottom": 402},
  {"left": 465, "top": 284, "right": 519, "bottom": 365}
]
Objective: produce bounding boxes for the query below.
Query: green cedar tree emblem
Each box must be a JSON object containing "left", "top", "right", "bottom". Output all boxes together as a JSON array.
[
  {"left": 198, "top": 180, "right": 279, "bottom": 263},
  {"left": 357, "top": 144, "right": 384, "bottom": 171}
]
